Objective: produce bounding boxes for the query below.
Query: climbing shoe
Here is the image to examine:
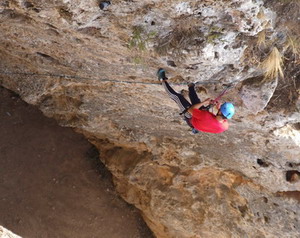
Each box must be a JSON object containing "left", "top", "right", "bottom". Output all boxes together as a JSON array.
[
  {"left": 157, "top": 68, "right": 168, "bottom": 81},
  {"left": 191, "top": 128, "right": 200, "bottom": 134},
  {"left": 99, "top": 1, "right": 111, "bottom": 10},
  {"left": 188, "top": 82, "right": 195, "bottom": 88}
]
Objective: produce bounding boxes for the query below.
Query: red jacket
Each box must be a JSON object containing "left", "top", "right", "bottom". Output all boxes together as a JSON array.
[{"left": 191, "top": 109, "right": 228, "bottom": 133}]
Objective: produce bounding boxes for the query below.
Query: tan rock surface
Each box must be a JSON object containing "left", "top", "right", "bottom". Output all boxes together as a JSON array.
[{"left": 0, "top": 0, "right": 300, "bottom": 237}]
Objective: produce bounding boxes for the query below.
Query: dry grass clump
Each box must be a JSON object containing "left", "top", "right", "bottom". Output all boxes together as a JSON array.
[
  {"left": 245, "top": 3, "right": 300, "bottom": 78},
  {"left": 260, "top": 47, "right": 284, "bottom": 79},
  {"left": 257, "top": 30, "right": 266, "bottom": 48},
  {"left": 285, "top": 35, "right": 300, "bottom": 56}
]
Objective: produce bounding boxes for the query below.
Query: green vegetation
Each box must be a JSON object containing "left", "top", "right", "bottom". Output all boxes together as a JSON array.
[
  {"left": 128, "top": 26, "right": 156, "bottom": 52},
  {"left": 206, "top": 26, "right": 224, "bottom": 44},
  {"left": 132, "top": 56, "right": 143, "bottom": 65},
  {"left": 155, "top": 16, "right": 203, "bottom": 60},
  {"left": 128, "top": 26, "right": 156, "bottom": 65}
]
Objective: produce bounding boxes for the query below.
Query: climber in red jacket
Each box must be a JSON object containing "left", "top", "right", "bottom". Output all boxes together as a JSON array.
[{"left": 157, "top": 68, "right": 235, "bottom": 134}]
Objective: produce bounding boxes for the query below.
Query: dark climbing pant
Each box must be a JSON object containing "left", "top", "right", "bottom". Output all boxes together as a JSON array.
[
  {"left": 162, "top": 81, "right": 201, "bottom": 119},
  {"left": 188, "top": 84, "right": 201, "bottom": 105}
]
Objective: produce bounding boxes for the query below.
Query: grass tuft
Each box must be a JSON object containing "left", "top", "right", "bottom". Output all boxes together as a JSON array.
[
  {"left": 257, "top": 30, "right": 266, "bottom": 48},
  {"left": 260, "top": 47, "right": 284, "bottom": 79},
  {"left": 285, "top": 35, "right": 300, "bottom": 56},
  {"left": 257, "top": 9, "right": 266, "bottom": 20}
]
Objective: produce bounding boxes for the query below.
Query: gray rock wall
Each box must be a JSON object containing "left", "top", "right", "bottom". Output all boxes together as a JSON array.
[{"left": 0, "top": 0, "right": 299, "bottom": 237}]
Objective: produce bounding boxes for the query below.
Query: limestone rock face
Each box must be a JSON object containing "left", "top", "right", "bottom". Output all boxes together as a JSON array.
[
  {"left": 240, "top": 76, "right": 278, "bottom": 115},
  {"left": 0, "top": 0, "right": 300, "bottom": 237},
  {"left": 0, "top": 226, "right": 21, "bottom": 238}
]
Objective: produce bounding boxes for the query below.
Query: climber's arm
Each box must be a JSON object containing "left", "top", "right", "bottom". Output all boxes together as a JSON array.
[{"left": 187, "top": 98, "right": 211, "bottom": 114}]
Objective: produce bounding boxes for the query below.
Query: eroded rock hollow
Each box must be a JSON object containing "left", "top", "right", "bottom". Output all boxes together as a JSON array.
[{"left": 1, "top": 0, "right": 300, "bottom": 237}]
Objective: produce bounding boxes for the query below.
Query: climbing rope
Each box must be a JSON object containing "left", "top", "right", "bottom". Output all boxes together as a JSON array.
[
  {"left": 0, "top": 71, "right": 221, "bottom": 86},
  {"left": 0, "top": 71, "right": 161, "bottom": 85}
]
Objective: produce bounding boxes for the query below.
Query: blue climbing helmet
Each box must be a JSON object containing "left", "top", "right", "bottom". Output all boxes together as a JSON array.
[{"left": 220, "top": 102, "right": 235, "bottom": 119}]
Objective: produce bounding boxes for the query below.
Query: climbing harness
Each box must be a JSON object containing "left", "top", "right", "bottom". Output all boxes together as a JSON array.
[{"left": 183, "top": 115, "right": 199, "bottom": 134}]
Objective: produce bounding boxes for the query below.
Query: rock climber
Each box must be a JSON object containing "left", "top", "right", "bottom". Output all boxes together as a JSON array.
[{"left": 157, "top": 68, "right": 235, "bottom": 134}]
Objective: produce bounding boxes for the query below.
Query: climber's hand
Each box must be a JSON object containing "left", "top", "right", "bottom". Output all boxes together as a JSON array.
[
  {"left": 203, "top": 98, "right": 212, "bottom": 106},
  {"left": 215, "top": 100, "right": 221, "bottom": 109}
]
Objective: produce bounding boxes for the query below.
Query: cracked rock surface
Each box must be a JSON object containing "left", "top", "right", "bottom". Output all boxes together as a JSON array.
[{"left": 0, "top": 0, "right": 300, "bottom": 237}]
